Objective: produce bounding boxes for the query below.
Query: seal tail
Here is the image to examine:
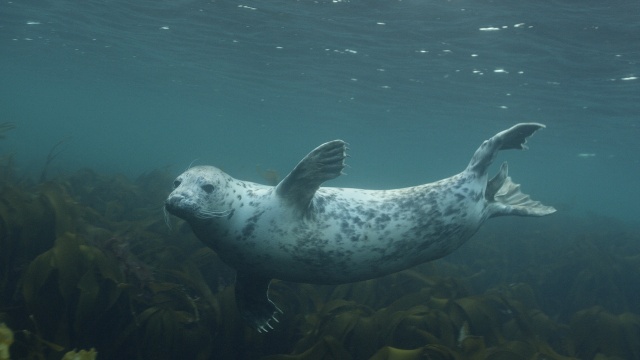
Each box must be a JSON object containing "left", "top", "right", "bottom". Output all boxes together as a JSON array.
[
  {"left": 467, "top": 123, "right": 555, "bottom": 218},
  {"left": 485, "top": 162, "right": 556, "bottom": 217}
]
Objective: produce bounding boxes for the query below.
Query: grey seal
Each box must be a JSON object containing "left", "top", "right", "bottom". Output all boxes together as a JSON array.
[{"left": 165, "top": 123, "right": 555, "bottom": 332}]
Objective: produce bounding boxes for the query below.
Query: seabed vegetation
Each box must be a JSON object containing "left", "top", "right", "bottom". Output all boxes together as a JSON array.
[{"left": 1, "top": 123, "right": 639, "bottom": 359}]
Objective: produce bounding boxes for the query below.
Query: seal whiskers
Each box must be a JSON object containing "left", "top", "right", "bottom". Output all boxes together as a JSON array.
[
  {"left": 195, "top": 208, "right": 232, "bottom": 219},
  {"left": 163, "top": 206, "right": 173, "bottom": 230}
]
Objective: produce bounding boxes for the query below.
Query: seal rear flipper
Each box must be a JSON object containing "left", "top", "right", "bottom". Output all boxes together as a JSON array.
[
  {"left": 485, "top": 161, "right": 509, "bottom": 201},
  {"left": 467, "top": 123, "right": 545, "bottom": 176},
  {"left": 235, "top": 273, "right": 283, "bottom": 332},
  {"left": 276, "top": 139, "right": 347, "bottom": 212},
  {"left": 487, "top": 175, "right": 556, "bottom": 218}
]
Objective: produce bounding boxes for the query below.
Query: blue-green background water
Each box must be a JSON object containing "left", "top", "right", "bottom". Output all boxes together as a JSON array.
[{"left": 1, "top": 0, "right": 639, "bottom": 223}]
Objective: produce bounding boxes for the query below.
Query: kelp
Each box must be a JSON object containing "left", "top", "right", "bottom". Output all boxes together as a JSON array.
[
  {"left": 283, "top": 275, "right": 579, "bottom": 360},
  {"left": 0, "top": 166, "right": 227, "bottom": 359},
  {"left": 61, "top": 348, "right": 97, "bottom": 360},
  {"left": 1, "top": 140, "right": 639, "bottom": 359},
  {"left": 256, "top": 166, "right": 280, "bottom": 186},
  {"left": 39, "top": 138, "right": 70, "bottom": 183},
  {"left": 569, "top": 306, "right": 640, "bottom": 360},
  {"left": 369, "top": 345, "right": 435, "bottom": 360},
  {"left": 0, "top": 123, "right": 15, "bottom": 140},
  {"left": 0, "top": 123, "right": 16, "bottom": 183},
  {"left": 22, "top": 232, "right": 124, "bottom": 349},
  {"left": 0, "top": 182, "right": 57, "bottom": 309},
  {"left": 263, "top": 336, "right": 351, "bottom": 360},
  {"left": 0, "top": 323, "right": 13, "bottom": 360}
]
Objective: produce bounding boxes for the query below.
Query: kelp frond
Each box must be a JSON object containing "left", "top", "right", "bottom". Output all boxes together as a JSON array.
[
  {"left": 39, "top": 137, "right": 71, "bottom": 182},
  {"left": 0, "top": 123, "right": 16, "bottom": 140}
]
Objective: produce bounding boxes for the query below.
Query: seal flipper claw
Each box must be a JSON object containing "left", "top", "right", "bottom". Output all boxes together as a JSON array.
[
  {"left": 235, "top": 273, "right": 282, "bottom": 332},
  {"left": 276, "top": 139, "right": 347, "bottom": 212}
]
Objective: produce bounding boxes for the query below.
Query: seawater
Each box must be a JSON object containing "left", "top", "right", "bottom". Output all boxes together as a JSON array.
[{"left": 1, "top": 0, "right": 638, "bottom": 221}]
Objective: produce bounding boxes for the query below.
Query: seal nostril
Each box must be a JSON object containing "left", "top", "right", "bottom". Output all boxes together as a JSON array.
[
  {"left": 173, "top": 180, "right": 181, "bottom": 188},
  {"left": 202, "top": 184, "right": 215, "bottom": 194}
]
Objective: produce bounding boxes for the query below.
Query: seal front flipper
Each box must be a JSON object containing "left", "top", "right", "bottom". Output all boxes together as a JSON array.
[
  {"left": 276, "top": 139, "right": 347, "bottom": 212},
  {"left": 235, "top": 273, "right": 282, "bottom": 332}
]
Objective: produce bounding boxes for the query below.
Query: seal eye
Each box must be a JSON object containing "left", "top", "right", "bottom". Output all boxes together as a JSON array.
[
  {"left": 173, "top": 180, "right": 181, "bottom": 188},
  {"left": 202, "top": 184, "right": 215, "bottom": 194}
]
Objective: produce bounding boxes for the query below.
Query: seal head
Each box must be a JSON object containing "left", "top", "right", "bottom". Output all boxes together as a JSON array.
[{"left": 165, "top": 166, "right": 233, "bottom": 223}]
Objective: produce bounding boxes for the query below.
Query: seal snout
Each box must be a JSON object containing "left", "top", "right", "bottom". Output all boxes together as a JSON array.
[
  {"left": 164, "top": 196, "right": 180, "bottom": 215},
  {"left": 165, "top": 192, "right": 197, "bottom": 220}
]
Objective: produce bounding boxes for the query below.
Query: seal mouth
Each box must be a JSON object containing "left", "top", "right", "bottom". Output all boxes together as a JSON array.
[
  {"left": 165, "top": 196, "right": 232, "bottom": 222},
  {"left": 164, "top": 201, "right": 194, "bottom": 221},
  {"left": 164, "top": 194, "right": 200, "bottom": 221}
]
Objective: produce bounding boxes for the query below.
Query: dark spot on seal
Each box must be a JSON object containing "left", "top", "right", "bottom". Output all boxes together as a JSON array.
[
  {"left": 374, "top": 213, "right": 391, "bottom": 230},
  {"left": 314, "top": 196, "right": 327, "bottom": 212},
  {"left": 444, "top": 205, "right": 458, "bottom": 216},
  {"left": 242, "top": 222, "right": 255, "bottom": 238},
  {"left": 242, "top": 210, "right": 265, "bottom": 238}
]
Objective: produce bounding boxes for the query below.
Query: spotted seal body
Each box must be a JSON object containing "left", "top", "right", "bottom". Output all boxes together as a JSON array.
[{"left": 165, "top": 123, "right": 555, "bottom": 331}]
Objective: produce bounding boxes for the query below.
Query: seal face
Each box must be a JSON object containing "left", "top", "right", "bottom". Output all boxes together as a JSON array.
[{"left": 165, "top": 123, "right": 555, "bottom": 332}]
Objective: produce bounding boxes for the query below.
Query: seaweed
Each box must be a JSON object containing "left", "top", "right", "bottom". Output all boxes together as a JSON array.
[
  {"left": 0, "top": 323, "right": 13, "bottom": 360},
  {"left": 0, "top": 123, "right": 15, "bottom": 140},
  {"left": 1, "top": 140, "right": 639, "bottom": 359},
  {"left": 0, "top": 123, "right": 17, "bottom": 183},
  {"left": 39, "top": 138, "right": 70, "bottom": 183},
  {"left": 256, "top": 166, "right": 280, "bottom": 186},
  {"left": 61, "top": 348, "right": 97, "bottom": 360},
  {"left": 569, "top": 307, "right": 640, "bottom": 359}
]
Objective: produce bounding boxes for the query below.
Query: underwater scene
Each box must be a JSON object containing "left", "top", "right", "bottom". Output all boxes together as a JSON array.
[{"left": 1, "top": 0, "right": 639, "bottom": 359}]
